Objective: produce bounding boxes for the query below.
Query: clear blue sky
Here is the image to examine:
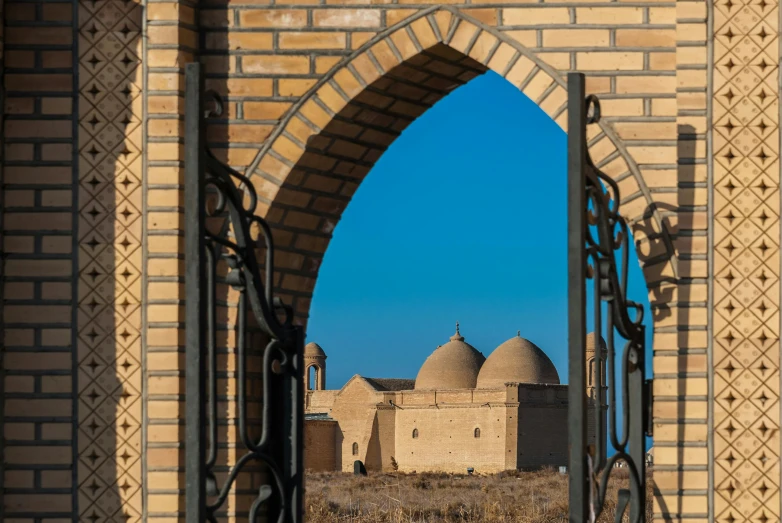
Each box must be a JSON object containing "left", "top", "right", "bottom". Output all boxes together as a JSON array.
[{"left": 306, "top": 70, "right": 653, "bottom": 449}]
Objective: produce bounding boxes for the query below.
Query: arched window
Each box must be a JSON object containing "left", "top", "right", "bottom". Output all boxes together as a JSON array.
[
  {"left": 352, "top": 442, "right": 358, "bottom": 455},
  {"left": 412, "top": 428, "right": 418, "bottom": 439},
  {"left": 307, "top": 365, "right": 317, "bottom": 390},
  {"left": 474, "top": 427, "right": 481, "bottom": 438}
]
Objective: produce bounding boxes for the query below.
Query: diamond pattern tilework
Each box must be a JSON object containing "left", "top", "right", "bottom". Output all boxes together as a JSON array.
[
  {"left": 713, "top": 0, "right": 781, "bottom": 519},
  {"left": 78, "top": 0, "right": 144, "bottom": 521}
]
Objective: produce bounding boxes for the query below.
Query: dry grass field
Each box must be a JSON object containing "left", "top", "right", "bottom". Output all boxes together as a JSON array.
[{"left": 304, "top": 468, "right": 654, "bottom": 522}]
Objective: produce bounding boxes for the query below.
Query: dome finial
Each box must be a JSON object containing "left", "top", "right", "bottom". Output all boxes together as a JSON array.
[
  {"left": 517, "top": 330, "right": 520, "bottom": 337},
  {"left": 450, "top": 321, "right": 465, "bottom": 342}
]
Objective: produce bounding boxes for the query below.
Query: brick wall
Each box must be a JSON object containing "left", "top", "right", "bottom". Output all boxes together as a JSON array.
[
  {"left": 304, "top": 420, "right": 337, "bottom": 471},
  {"left": 3, "top": 0, "right": 76, "bottom": 517},
  {"left": 395, "top": 405, "right": 509, "bottom": 473},
  {"left": 517, "top": 405, "right": 568, "bottom": 468},
  {"left": 0, "top": 0, "right": 772, "bottom": 519}
]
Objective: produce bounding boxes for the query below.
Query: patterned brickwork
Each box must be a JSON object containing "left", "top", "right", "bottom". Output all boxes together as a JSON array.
[
  {"left": 2, "top": 0, "right": 77, "bottom": 518},
  {"left": 711, "top": 0, "right": 781, "bottom": 521},
  {"left": 76, "top": 0, "right": 144, "bottom": 520},
  {"left": 3, "top": 0, "right": 776, "bottom": 521}
]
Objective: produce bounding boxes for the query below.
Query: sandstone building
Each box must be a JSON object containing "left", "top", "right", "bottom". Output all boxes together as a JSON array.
[{"left": 304, "top": 324, "right": 605, "bottom": 473}]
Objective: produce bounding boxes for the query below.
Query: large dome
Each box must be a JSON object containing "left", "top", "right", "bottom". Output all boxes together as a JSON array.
[
  {"left": 476, "top": 333, "right": 560, "bottom": 387},
  {"left": 415, "top": 324, "right": 486, "bottom": 390}
]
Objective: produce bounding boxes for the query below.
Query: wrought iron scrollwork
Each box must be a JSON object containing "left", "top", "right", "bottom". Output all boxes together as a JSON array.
[
  {"left": 185, "top": 62, "right": 304, "bottom": 523},
  {"left": 568, "top": 73, "right": 649, "bottom": 523}
]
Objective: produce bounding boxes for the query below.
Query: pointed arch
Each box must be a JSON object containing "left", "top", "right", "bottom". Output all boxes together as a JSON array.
[{"left": 243, "top": 6, "right": 677, "bottom": 323}]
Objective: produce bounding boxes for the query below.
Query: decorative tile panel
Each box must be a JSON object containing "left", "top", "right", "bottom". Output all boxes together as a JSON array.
[
  {"left": 712, "top": 0, "right": 781, "bottom": 520},
  {"left": 77, "top": 0, "right": 144, "bottom": 520}
]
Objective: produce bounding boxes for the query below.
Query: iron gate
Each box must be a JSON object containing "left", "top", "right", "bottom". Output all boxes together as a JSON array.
[
  {"left": 567, "top": 72, "right": 652, "bottom": 523},
  {"left": 184, "top": 62, "right": 304, "bottom": 523},
  {"left": 183, "top": 62, "right": 650, "bottom": 523}
]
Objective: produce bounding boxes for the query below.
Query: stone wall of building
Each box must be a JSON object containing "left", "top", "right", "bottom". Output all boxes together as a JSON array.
[
  {"left": 304, "top": 420, "right": 337, "bottom": 472},
  {"left": 517, "top": 405, "right": 568, "bottom": 468},
  {"left": 515, "top": 386, "right": 569, "bottom": 468},
  {"left": 395, "top": 404, "right": 509, "bottom": 474}
]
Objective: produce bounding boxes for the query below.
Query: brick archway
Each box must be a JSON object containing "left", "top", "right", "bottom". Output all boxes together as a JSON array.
[{"left": 243, "top": 7, "right": 677, "bottom": 326}]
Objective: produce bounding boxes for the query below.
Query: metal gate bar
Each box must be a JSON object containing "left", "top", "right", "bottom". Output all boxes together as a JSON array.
[
  {"left": 567, "top": 72, "right": 652, "bottom": 523},
  {"left": 567, "top": 72, "right": 590, "bottom": 523},
  {"left": 184, "top": 62, "right": 304, "bottom": 523}
]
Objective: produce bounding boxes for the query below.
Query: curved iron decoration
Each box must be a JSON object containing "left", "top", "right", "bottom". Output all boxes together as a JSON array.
[
  {"left": 185, "top": 63, "right": 304, "bottom": 523},
  {"left": 583, "top": 94, "right": 646, "bottom": 523},
  {"left": 568, "top": 73, "right": 649, "bottom": 523}
]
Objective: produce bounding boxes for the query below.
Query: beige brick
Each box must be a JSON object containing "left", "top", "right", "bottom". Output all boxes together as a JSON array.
[
  {"left": 650, "top": 52, "right": 676, "bottom": 70},
  {"left": 616, "top": 29, "right": 675, "bottom": 47},
  {"left": 576, "top": 7, "right": 643, "bottom": 24},
  {"left": 279, "top": 78, "right": 318, "bottom": 97},
  {"left": 502, "top": 8, "right": 570, "bottom": 25},
  {"left": 315, "top": 55, "right": 343, "bottom": 74},
  {"left": 543, "top": 29, "right": 610, "bottom": 47},
  {"left": 676, "top": 22, "right": 707, "bottom": 42},
  {"left": 616, "top": 75, "right": 676, "bottom": 94},
  {"left": 677, "top": 69, "right": 707, "bottom": 89},
  {"left": 675, "top": 3, "right": 706, "bottom": 19},
  {"left": 242, "top": 55, "right": 310, "bottom": 74},
  {"left": 599, "top": 98, "right": 644, "bottom": 117},
  {"left": 313, "top": 9, "right": 381, "bottom": 27},
  {"left": 577, "top": 52, "right": 644, "bottom": 70},
  {"left": 654, "top": 494, "right": 707, "bottom": 514},
  {"left": 205, "top": 31, "right": 272, "bottom": 50},
  {"left": 239, "top": 9, "right": 308, "bottom": 27},
  {"left": 500, "top": 30, "right": 537, "bottom": 48},
  {"left": 462, "top": 8, "right": 498, "bottom": 25},
  {"left": 614, "top": 122, "right": 676, "bottom": 140},
  {"left": 676, "top": 46, "right": 707, "bottom": 65},
  {"left": 279, "top": 32, "right": 347, "bottom": 50}
]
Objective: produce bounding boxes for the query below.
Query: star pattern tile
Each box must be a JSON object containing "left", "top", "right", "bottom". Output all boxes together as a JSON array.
[
  {"left": 713, "top": 0, "right": 781, "bottom": 520},
  {"left": 78, "top": 0, "right": 143, "bottom": 520}
]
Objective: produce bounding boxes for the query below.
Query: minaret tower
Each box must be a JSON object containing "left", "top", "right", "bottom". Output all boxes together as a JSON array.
[
  {"left": 304, "top": 342, "right": 327, "bottom": 391},
  {"left": 586, "top": 332, "right": 607, "bottom": 459}
]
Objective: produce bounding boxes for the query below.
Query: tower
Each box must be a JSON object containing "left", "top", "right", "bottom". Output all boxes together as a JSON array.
[
  {"left": 586, "top": 332, "right": 607, "bottom": 461},
  {"left": 304, "top": 342, "right": 327, "bottom": 391}
]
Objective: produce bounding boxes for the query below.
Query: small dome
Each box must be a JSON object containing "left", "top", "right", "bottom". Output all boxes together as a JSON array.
[
  {"left": 476, "top": 333, "right": 559, "bottom": 387},
  {"left": 586, "top": 332, "right": 605, "bottom": 354},
  {"left": 415, "top": 323, "right": 486, "bottom": 390},
  {"left": 304, "top": 342, "right": 326, "bottom": 358}
]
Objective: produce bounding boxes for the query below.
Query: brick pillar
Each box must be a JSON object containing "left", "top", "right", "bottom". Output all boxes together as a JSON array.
[{"left": 143, "top": 0, "right": 195, "bottom": 518}]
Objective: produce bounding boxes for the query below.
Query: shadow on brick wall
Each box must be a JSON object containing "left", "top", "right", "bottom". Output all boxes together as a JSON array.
[
  {"left": 74, "top": 1, "right": 144, "bottom": 521},
  {"left": 194, "top": 2, "right": 271, "bottom": 519},
  {"left": 645, "top": 123, "right": 702, "bottom": 520}
]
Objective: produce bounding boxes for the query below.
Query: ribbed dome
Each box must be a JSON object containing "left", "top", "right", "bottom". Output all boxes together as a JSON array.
[
  {"left": 415, "top": 323, "right": 486, "bottom": 390},
  {"left": 304, "top": 342, "right": 326, "bottom": 358},
  {"left": 476, "top": 333, "right": 560, "bottom": 387}
]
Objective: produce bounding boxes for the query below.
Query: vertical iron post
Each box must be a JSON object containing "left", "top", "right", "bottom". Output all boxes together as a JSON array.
[
  {"left": 567, "top": 72, "right": 589, "bottom": 523},
  {"left": 184, "top": 62, "right": 207, "bottom": 523},
  {"left": 289, "top": 326, "right": 305, "bottom": 522},
  {"left": 630, "top": 325, "right": 646, "bottom": 521}
]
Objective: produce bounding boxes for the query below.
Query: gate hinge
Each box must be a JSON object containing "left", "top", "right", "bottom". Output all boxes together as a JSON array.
[{"left": 644, "top": 379, "right": 653, "bottom": 437}]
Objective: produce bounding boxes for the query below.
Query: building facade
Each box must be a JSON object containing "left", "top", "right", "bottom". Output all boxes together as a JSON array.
[
  {"left": 0, "top": 0, "right": 774, "bottom": 520},
  {"left": 304, "top": 328, "right": 596, "bottom": 473}
]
